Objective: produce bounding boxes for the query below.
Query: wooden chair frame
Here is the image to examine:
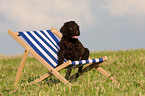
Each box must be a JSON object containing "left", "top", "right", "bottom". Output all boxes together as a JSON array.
[{"left": 8, "top": 27, "right": 115, "bottom": 86}]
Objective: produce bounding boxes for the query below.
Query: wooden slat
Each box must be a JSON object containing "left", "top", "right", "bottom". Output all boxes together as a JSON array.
[{"left": 51, "top": 27, "right": 62, "bottom": 39}]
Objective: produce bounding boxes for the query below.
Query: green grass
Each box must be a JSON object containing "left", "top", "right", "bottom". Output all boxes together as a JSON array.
[{"left": 0, "top": 49, "right": 145, "bottom": 96}]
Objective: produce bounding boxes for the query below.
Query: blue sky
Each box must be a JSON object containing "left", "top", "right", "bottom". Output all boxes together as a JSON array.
[{"left": 0, "top": 0, "right": 145, "bottom": 55}]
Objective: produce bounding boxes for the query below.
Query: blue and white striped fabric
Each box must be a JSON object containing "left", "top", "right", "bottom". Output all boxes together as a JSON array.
[
  {"left": 19, "top": 30, "right": 60, "bottom": 68},
  {"left": 71, "top": 58, "right": 103, "bottom": 65},
  {"left": 18, "top": 30, "right": 103, "bottom": 68}
]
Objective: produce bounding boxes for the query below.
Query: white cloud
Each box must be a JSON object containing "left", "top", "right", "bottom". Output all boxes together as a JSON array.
[
  {"left": 0, "top": 0, "right": 96, "bottom": 31},
  {"left": 99, "top": 0, "right": 145, "bottom": 17}
]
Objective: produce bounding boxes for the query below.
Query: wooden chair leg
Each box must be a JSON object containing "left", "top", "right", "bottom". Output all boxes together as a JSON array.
[
  {"left": 15, "top": 49, "right": 29, "bottom": 86},
  {"left": 96, "top": 66, "right": 116, "bottom": 81},
  {"left": 30, "top": 72, "right": 52, "bottom": 84}
]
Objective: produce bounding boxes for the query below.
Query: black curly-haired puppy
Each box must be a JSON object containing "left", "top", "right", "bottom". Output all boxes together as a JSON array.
[{"left": 58, "top": 21, "right": 89, "bottom": 78}]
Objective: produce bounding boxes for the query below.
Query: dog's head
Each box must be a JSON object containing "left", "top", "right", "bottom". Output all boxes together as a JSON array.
[{"left": 60, "top": 21, "right": 80, "bottom": 39}]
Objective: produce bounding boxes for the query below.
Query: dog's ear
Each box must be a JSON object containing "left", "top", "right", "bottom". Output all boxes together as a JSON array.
[{"left": 60, "top": 22, "right": 69, "bottom": 36}]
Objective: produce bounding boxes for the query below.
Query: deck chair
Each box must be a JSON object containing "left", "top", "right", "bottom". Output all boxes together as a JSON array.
[{"left": 8, "top": 27, "right": 115, "bottom": 85}]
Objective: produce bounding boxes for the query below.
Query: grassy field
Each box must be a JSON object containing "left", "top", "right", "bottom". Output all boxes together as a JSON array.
[{"left": 0, "top": 49, "right": 145, "bottom": 96}]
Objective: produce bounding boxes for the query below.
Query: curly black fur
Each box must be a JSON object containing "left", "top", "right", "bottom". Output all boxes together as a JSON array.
[{"left": 58, "top": 21, "right": 90, "bottom": 75}]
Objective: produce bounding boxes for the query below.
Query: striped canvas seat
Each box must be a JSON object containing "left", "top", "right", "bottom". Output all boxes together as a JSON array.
[{"left": 18, "top": 30, "right": 103, "bottom": 68}]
